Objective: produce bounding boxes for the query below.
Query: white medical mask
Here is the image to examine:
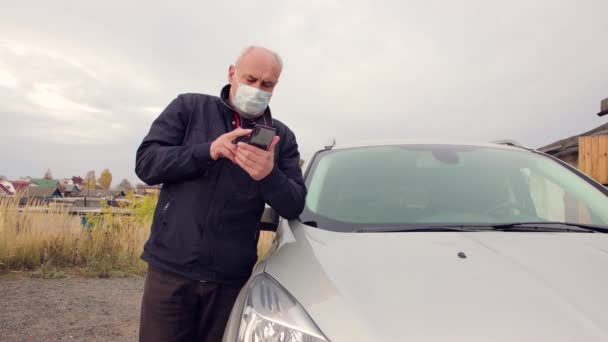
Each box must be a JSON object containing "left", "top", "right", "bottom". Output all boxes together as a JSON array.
[{"left": 232, "top": 74, "right": 272, "bottom": 118}]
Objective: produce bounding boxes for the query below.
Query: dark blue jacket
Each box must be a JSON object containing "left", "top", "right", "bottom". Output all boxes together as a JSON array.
[{"left": 135, "top": 85, "right": 306, "bottom": 284}]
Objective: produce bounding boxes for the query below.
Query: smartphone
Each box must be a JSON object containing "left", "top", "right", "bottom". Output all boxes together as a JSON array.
[
  {"left": 247, "top": 125, "right": 277, "bottom": 150},
  {"left": 233, "top": 125, "right": 277, "bottom": 150}
]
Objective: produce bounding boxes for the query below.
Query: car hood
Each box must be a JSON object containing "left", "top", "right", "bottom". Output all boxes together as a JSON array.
[{"left": 264, "top": 222, "right": 608, "bottom": 342}]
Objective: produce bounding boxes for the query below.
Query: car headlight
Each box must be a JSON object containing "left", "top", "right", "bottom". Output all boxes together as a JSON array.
[{"left": 237, "top": 273, "right": 329, "bottom": 342}]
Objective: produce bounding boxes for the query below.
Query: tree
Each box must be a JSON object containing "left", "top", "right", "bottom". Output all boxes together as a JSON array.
[
  {"left": 99, "top": 169, "right": 113, "bottom": 190},
  {"left": 0, "top": 175, "right": 6, "bottom": 181},
  {"left": 118, "top": 178, "right": 133, "bottom": 190},
  {"left": 43, "top": 169, "right": 53, "bottom": 180},
  {"left": 85, "top": 170, "right": 96, "bottom": 190}
]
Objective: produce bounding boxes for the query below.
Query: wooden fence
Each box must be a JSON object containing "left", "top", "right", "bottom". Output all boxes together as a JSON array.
[{"left": 579, "top": 136, "right": 608, "bottom": 185}]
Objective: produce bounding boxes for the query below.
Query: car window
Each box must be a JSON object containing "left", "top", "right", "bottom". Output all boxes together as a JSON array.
[{"left": 300, "top": 145, "right": 608, "bottom": 232}]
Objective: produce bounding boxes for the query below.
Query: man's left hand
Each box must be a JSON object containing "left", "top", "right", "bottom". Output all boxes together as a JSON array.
[{"left": 235, "top": 136, "right": 281, "bottom": 181}]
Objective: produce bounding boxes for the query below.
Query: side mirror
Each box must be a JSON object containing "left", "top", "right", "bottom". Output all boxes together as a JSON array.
[{"left": 260, "top": 207, "right": 279, "bottom": 232}]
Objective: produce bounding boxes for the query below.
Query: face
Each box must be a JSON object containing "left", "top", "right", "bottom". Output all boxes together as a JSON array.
[{"left": 228, "top": 48, "right": 282, "bottom": 103}]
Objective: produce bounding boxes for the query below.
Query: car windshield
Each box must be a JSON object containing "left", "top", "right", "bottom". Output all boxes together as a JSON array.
[{"left": 300, "top": 145, "right": 608, "bottom": 232}]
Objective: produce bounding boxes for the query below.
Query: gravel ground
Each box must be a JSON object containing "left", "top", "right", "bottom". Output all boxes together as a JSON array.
[{"left": 0, "top": 276, "right": 145, "bottom": 342}]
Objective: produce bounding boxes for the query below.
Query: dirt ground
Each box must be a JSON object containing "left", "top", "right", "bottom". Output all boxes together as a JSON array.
[{"left": 0, "top": 275, "right": 145, "bottom": 342}]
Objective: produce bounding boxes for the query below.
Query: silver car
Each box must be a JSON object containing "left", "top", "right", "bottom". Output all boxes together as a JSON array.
[{"left": 223, "top": 142, "right": 608, "bottom": 342}]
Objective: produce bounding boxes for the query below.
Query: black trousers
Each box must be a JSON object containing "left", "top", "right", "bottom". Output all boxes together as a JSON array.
[{"left": 139, "top": 265, "right": 243, "bottom": 342}]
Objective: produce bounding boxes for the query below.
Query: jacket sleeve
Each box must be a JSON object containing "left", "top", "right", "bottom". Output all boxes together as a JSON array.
[
  {"left": 135, "top": 95, "right": 214, "bottom": 185},
  {"left": 259, "top": 127, "right": 307, "bottom": 219}
]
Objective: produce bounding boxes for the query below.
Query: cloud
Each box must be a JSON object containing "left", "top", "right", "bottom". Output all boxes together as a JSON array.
[
  {"left": 27, "top": 83, "right": 103, "bottom": 117},
  {"left": 141, "top": 106, "right": 165, "bottom": 119},
  {"left": 0, "top": 0, "right": 607, "bottom": 183},
  {"left": 0, "top": 40, "right": 169, "bottom": 145},
  {"left": 0, "top": 66, "right": 18, "bottom": 88}
]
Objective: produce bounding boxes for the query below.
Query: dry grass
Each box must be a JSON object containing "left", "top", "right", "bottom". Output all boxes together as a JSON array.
[
  {"left": 0, "top": 195, "right": 150, "bottom": 277},
  {"left": 0, "top": 194, "right": 275, "bottom": 278}
]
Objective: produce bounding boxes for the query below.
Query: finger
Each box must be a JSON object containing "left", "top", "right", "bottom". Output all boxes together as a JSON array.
[
  {"left": 236, "top": 142, "right": 265, "bottom": 157},
  {"left": 234, "top": 156, "right": 249, "bottom": 173},
  {"left": 222, "top": 140, "right": 237, "bottom": 155},
  {"left": 219, "top": 146, "right": 235, "bottom": 162},
  {"left": 236, "top": 152, "right": 258, "bottom": 171},
  {"left": 236, "top": 147, "right": 261, "bottom": 164},
  {"left": 227, "top": 128, "right": 252, "bottom": 139},
  {"left": 235, "top": 154, "right": 256, "bottom": 175},
  {"left": 268, "top": 136, "right": 280, "bottom": 153}
]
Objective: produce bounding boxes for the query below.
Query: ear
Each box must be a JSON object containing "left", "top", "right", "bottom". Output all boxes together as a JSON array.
[{"left": 228, "top": 65, "right": 236, "bottom": 83}]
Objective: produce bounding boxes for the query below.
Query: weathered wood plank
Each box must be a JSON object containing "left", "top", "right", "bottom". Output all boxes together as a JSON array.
[
  {"left": 598, "top": 136, "right": 608, "bottom": 184},
  {"left": 579, "top": 137, "right": 589, "bottom": 174},
  {"left": 591, "top": 136, "right": 599, "bottom": 180}
]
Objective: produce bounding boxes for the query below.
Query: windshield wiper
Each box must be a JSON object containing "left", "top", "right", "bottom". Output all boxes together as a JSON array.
[
  {"left": 355, "top": 222, "right": 608, "bottom": 233},
  {"left": 355, "top": 226, "right": 487, "bottom": 233},
  {"left": 484, "top": 222, "right": 608, "bottom": 233}
]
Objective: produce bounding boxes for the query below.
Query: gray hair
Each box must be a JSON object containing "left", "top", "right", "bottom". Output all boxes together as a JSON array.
[{"left": 235, "top": 45, "right": 283, "bottom": 70}]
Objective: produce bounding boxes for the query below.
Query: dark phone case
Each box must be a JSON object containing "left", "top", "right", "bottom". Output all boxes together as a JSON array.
[
  {"left": 249, "top": 125, "right": 277, "bottom": 150},
  {"left": 233, "top": 125, "right": 276, "bottom": 149}
]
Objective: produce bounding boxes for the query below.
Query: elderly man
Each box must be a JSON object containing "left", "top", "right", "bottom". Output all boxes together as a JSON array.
[{"left": 135, "top": 46, "right": 306, "bottom": 342}]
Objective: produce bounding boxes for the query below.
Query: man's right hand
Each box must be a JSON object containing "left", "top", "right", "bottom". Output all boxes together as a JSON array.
[{"left": 210, "top": 128, "right": 252, "bottom": 162}]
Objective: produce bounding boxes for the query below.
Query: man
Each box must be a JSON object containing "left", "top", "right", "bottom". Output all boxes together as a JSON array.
[{"left": 135, "top": 46, "right": 306, "bottom": 342}]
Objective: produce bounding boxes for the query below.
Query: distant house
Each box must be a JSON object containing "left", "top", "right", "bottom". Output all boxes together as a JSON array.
[
  {"left": 73, "top": 197, "right": 103, "bottom": 208},
  {"left": 62, "top": 184, "right": 81, "bottom": 197},
  {"left": 111, "top": 189, "right": 127, "bottom": 198},
  {"left": 114, "top": 185, "right": 132, "bottom": 193},
  {"left": 0, "top": 183, "right": 12, "bottom": 196},
  {"left": 31, "top": 178, "right": 60, "bottom": 188},
  {"left": 136, "top": 184, "right": 162, "bottom": 195},
  {"left": 72, "top": 176, "right": 85, "bottom": 186},
  {"left": 539, "top": 115, "right": 608, "bottom": 186},
  {"left": 10, "top": 180, "right": 32, "bottom": 193},
  {"left": 74, "top": 187, "right": 100, "bottom": 198},
  {"left": 60, "top": 178, "right": 74, "bottom": 187},
  {"left": 92, "top": 189, "right": 124, "bottom": 199},
  {"left": 112, "top": 184, "right": 133, "bottom": 197},
  {"left": 0, "top": 181, "right": 16, "bottom": 195},
  {"left": 538, "top": 122, "right": 608, "bottom": 168},
  {"left": 22, "top": 187, "right": 63, "bottom": 201}
]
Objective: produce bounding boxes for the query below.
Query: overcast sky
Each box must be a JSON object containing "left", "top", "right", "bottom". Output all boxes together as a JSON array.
[{"left": 1, "top": 0, "right": 607, "bottom": 184}]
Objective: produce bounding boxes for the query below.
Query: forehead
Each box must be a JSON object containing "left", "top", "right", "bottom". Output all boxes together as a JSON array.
[{"left": 237, "top": 49, "right": 281, "bottom": 80}]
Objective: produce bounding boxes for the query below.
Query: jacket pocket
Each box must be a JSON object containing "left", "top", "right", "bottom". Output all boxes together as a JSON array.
[
  {"left": 153, "top": 195, "right": 201, "bottom": 266},
  {"left": 161, "top": 200, "right": 172, "bottom": 225}
]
